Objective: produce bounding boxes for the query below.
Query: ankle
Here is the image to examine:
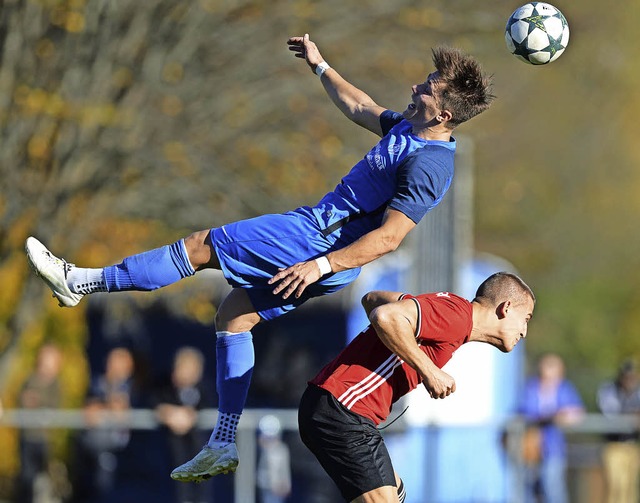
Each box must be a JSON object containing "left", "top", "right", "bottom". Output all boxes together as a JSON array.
[
  {"left": 208, "top": 412, "right": 240, "bottom": 447},
  {"left": 67, "top": 268, "right": 107, "bottom": 295}
]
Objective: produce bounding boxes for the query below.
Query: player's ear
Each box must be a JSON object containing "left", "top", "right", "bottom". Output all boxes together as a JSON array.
[
  {"left": 496, "top": 300, "right": 511, "bottom": 319},
  {"left": 438, "top": 110, "right": 453, "bottom": 123}
]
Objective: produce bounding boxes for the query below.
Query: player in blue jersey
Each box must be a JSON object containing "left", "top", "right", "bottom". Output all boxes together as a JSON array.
[{"left": 25, "top": 33, "right": 494, "bottom": 482}]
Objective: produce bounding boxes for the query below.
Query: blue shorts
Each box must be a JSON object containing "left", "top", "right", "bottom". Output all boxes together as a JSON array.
[{"left": 211, "top": 207, "right": 361, "bottom": 321}]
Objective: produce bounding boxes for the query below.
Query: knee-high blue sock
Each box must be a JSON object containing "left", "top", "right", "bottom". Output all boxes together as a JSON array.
[
  {"left": 208, "top": 331, "right": 254, "bottom": 447},
  {"left": 216, "top": 331, "right": 254, "bottom": 413},
  {"left": 102, "top": 240, "right": 195, "bottom": 291}
]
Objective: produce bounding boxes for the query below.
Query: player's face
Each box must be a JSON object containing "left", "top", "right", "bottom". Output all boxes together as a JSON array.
[
  {"left": 402, "top": 71, "right": 444, "bottom": 123},
  {"left": 498, "top": 297, "right": 535, "bottom": 353}
]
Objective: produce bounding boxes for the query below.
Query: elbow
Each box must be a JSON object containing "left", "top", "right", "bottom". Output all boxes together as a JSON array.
[
  {"left": 379, "top": 233, "right": 402, "bottom": 254},
  {"left": 361, "top": 292, "right": 375, "bottom": 312},
  {"left": 368, "top": 306, "right": 382, "bottom": 326},
  {"left": 376, "top": 225, "right": 408, "bottom": 255},
  {"left": 369, "top": 304, "right": 392, "bottom": 329},
  {"left": 375, "top": 211, "right": 415, "bottom": 254},
  {"left": 362, "top": 292, "right": 385, "bottom": 319},
  {"left": 388, "top": 238, "right": 402, "bottom": 252}
]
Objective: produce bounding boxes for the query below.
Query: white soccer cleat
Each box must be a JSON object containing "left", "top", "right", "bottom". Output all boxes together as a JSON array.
[
  {"left": 25, "top": 237, "right": 84, "bottom": 308},
  {"left": 170, "top": 444, "right": 239, "bottom": 482}
]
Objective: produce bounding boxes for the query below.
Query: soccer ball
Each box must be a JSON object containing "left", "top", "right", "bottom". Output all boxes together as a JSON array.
[{"left": 505, "top": 2, "right": 570, "bottom": 65}]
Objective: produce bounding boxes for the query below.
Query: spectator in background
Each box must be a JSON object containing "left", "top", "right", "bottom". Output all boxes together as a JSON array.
[
  {"left": 257, "top": 415, "right": 291, "bottom": 503},
  {"left": 71, "top": 347, "right": 136, "bottom": 503},
  {"left": 519, "top": 352, "right": 585, "bottom": 503},
  {"left": 15, "top": 343, "right": 63, "bottom": 503},
  {"left": 155, "top": 347, "right": 214, "bottom": 503},
  {"left": 597, "top": 360, "right": 640, "bottom": 503}
]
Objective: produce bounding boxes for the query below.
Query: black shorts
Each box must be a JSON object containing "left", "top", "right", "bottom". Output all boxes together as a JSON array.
[{"left": 298, "top": 384, "right": 396, "bottom": 501}]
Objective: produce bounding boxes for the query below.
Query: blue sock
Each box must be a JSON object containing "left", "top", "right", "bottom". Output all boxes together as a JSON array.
[
  {"left": 102, "top": 240, "right": 195, "bottom": 291},
  {"left": 208, "top": 331, "right": 254, "bottom": 447},
  {"left": 215, "top": 331, "right": 254, "bottom": 414}
]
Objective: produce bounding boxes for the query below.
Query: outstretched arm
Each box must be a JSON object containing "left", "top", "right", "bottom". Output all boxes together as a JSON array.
[
  {"left": 287, "top": 34, "right": 386, "bottom": 137},
  {"left": 269, "top": 208, "right": 415, "bottom": 299},
  {"left": 369, "top": 299, "right": 456, "bottom": 399}
]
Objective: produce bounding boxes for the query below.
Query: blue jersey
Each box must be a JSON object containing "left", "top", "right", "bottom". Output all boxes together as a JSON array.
[
  {"left": 212, "top": 110, "right": 457, "bottom": 321},
  {"left": 311, "top": 110, "right": 456, "bottom": 244}
]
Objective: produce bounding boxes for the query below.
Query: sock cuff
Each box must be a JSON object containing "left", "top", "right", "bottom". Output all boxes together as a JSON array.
[
  {"left": 216, "top": 331, "right": 252, "bottom": 347},
  {"left": 170, "top": 240, "right": 196, "bottom": 277},
  {"left": 216, "top": 330, "right": 247, "bottom": 337},
  {"left": 103, "top": 264, "right": 133, "bottom": 291}
]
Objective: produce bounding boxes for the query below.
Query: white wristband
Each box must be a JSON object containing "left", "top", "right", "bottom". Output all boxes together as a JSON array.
[
  {"left": 315, "top": 61, "right": 330, "bottom": 77},
  {"left": 315, "top": 256, "right": 332, "bottom": 275}
]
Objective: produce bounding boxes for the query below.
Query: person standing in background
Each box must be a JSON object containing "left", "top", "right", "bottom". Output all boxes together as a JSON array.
[
  {"left": 519, "top": 353, "right": 585, "bottom": 503},
  {"left": 71, "top": 347, "right": 136, "bottom": 503},
  {"left": 597, "top": 360, "right": 640, "bottom": 503},
  {"left": 15, "top": 343, "right": 63, "bottom": 503},
  {"left": 155, "top": 347, "right": 214, "bottom": 503},
  {"left": 256, "top": 415, "right": 291, "bottom": 503}
]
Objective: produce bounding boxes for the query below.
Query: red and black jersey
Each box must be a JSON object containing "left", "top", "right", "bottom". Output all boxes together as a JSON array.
[{"left": 310, "top": 292, "right": 473, "bottom": 425}]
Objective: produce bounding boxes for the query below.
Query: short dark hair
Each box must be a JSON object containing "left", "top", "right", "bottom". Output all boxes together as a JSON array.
[
  {"left": 432, "top": 46, "right": 495, "bottom": 128},
  {"left": 473, "top": 271, "right": 535, "bottom": 308}
]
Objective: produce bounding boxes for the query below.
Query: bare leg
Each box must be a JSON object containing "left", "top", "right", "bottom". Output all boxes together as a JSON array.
[
  {"left": 215, "top": 288, "right": 261, "bottom": 332},
  {"left": 184, "top": 229, "right": 221, "bottom": 270}
]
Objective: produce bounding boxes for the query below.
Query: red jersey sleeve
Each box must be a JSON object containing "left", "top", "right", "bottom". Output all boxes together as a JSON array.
[{"left": 404, "top": 292, "right": 473, "bottom": 368}]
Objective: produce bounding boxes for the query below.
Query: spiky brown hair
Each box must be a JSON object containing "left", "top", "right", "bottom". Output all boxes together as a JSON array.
[{"left": 432, "top": 46, "right": 495, "bottom": 128}]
